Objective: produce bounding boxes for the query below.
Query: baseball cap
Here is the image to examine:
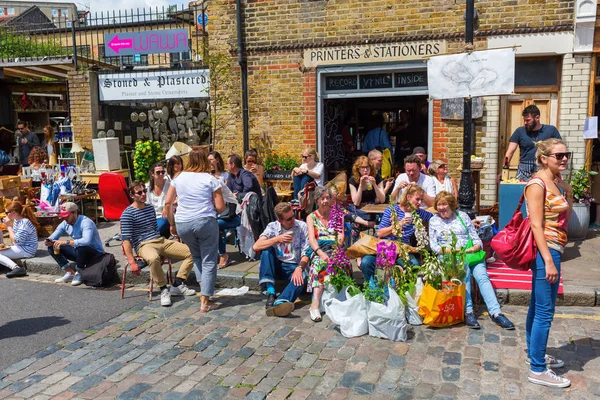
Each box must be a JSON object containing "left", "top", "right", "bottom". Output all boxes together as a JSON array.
[
  {"left": 412, "top": 146, "right": 426, "bottom": 155},
  {"left": 59, "top": 202, "right": 78, "bottom": 218}
]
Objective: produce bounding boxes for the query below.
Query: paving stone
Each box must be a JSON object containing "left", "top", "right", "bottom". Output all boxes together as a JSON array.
[
  {"left": 245, "top": 391, "right": 266, "bottom": 400},
  {"left": 442, "top": 352, "right": 462, "bottom": 366},
  {"left": 339, "top": 371, "right": 361, "bottom": 388},
  {"left": 236, "top": 347, "right": 256, "bottom": 359},
  {"left": 69, "top": 375, "right": 105, "bottom": 393},
  {"left": 387, "top": 355, "right": 405, "bottom": 368},
  {"left": 353, "top": 382, "right": 375, "bottom": 395},
  {"left": 116, "top": 383, "right": 152, "bottom": 399},
  {"left": 484, "top": 333, "right": 500, "bottom": 344},
  {"left": 296, "top": 353, "right": 318, "bottom": 369},
  {"left": 441, "top": 367, "right": 460, "bottom": 382}
]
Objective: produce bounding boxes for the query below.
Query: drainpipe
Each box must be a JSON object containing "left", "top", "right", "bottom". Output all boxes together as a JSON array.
[{"left": 236, "top": 0, "right": 250, "bottom": 153}]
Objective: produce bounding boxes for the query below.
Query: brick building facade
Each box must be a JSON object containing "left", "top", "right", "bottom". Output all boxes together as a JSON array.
[{"left": 207, "top": 0, "right": 592, "bottom": 205}]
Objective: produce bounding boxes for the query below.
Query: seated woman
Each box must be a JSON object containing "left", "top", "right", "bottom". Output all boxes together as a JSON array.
[
  {"left": 291, "top": 148, "right": 324, "bottom": 200},
  {"left": 216, "top": 176, "right": 240, "bottom": 268},
  {"left": 146, "top": 162, "right": 171, "bottom": 238},
  {"left": 428, "top": 160, "right": 458, "bottom": 196},
  {"left": 208, "top": 151, "right": 229, "bottom": 185},
  {"left": 167, "top": 155, "right": 184, "bottom": 180},
  {"left": 305, "top": 186, "right": 344, "bottom": 322},
  {"left": 360, "top": 184, "right": 433, "bottom": 283},
  {"left": 348, "top": 156, "right": 386, "bottom": 228},
  {"left": 428, "top": 191, "right": 514, "bottom": 330},
  {"left": 1, "top": 201, "right": 40, "bottom": 278},
  {"left": 244, "top": 149, "right": 265, "bottom": 187}
]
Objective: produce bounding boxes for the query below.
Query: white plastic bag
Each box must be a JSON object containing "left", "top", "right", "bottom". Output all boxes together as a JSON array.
[
  {"left": 325, "top": 287, "right": 368, "bottom": 338},
  {"left": 405, "top": 291, "right": 423, "bottom": 326},
  {"left": 367, "top": 288, "right": 408, "bottom": 342},
  {"left": 414, "top": 277, "right": 424, "bottom": 304},
  {"left": 320, "top": 284, "right": 338, "bottom": 313}
]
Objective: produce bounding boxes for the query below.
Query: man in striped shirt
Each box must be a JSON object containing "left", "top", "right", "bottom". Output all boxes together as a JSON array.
[{"left": 121, "top": 181, "right": 196, "bottom": 307}]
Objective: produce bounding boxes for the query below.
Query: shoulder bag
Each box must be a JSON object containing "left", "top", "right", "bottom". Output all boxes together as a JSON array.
[
  {"left": 491, "top": 178, "right": 545, "bottom": 271},
  {"left": 456, "top": 213, "right": 487, "bottom": 267}
]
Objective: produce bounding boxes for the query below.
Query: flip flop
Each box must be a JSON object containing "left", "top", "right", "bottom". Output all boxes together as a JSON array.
[{"left": 200, "top": 302, "right": 222, "bottom": 313}]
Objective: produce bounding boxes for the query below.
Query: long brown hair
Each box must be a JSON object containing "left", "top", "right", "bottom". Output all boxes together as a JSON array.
[
  {"left": 44, "top": 125, "right": 54, "bottom": 144},
  {"left": 6, "top": 200, "right": 41, "bottom": 233},
  {"left": 185, "top": 148, "right": 211, "bottom": 173}
]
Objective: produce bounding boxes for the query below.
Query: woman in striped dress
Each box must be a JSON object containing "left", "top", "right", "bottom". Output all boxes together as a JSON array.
[{"left": 1, "top": 201, "right": 39, "bottom": 278}]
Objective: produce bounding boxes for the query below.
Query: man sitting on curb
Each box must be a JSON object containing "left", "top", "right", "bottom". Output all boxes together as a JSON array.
[
  {"left": 46, "top": 202, "right": 104, "bottom": 286},
  {"left": 121, "top": 181, "right": 196, "bottom": 307},
  {"left": 253, "top": 202, "right": 309, "bottom": 317}
]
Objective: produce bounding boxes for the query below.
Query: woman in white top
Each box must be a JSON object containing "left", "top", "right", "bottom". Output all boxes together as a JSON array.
[
  {"left": 146, "top": 162, "right": 171, "bottom": 238},
  {"left": 291, "top": 148, "right": 324, "bottom": 200},
  {"left": 2, "top": 201, "right": 40, "bottom": 278},
  {"left": 208, "top": 151, "right": 229, "bottom": 185},
  {"left": 166, "top": 149, "right": 226, "bottom": 312},
  {"left": 428, "top": 159, "right": 458, "bottom": 196}
]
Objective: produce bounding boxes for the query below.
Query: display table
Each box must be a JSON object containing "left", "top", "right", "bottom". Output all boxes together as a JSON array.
[
  {"left": 60, "top": 190, "right": 99, "bottom": 224},
  {"left": 498, "top": 182, "right": 527, "bottom": 229},
  {"left": 79, "top": 169, "right": 130, "bottom": 185}
]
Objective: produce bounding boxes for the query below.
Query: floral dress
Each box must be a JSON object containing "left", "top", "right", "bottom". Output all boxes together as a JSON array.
[{"left": 306, "top": 211, "right": 337, "bottom": 291}]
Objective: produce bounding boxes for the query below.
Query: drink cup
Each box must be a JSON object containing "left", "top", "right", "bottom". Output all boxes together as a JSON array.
[
  {"left": 365, "top": 181, "right": 373, "bottom": 191},
  {"left": 54, "top": 246, "right": 60, "bottom": 255}
]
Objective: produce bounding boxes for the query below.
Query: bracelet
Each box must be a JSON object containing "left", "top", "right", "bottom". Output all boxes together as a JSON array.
[{"left": 314, "top": 247, "right": 321, "bottom": 253}]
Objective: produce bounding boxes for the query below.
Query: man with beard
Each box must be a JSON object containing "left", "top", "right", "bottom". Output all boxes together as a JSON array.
[{"left": 503, "top": 105, "right": 561, "bottom": 181}]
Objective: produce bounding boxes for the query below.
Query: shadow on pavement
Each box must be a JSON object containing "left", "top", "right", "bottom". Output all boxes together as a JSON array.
[
  {"left": 555, "top": 336, "right": 600, "bottom": 373},
  {"left": 0, "top": 316, "right": 70, "bottom": 340}
]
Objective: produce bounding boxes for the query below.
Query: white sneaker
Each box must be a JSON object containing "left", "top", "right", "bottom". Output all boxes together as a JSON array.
[
  {"left": 161, "top": 288, "right": 172, "bottom": 307},
  {"left": 71, "top": 272, "right": 82, "bottom": 286},
  {"left": 55, "top": 271, "right": 73, "bottom": 283},
  {"left": 526, "top": 354, "right": 565, "bottom": 369},
  {"left": 170, "top": 283, "right": 196, "bottom": 297},
  {"left": 528, "top": 369, "right": 570, "bottom": 388}
]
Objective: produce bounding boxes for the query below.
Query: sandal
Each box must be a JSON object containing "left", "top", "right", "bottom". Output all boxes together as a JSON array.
[
  {"left": 217, "top": 254, "right": 231, "bottom": 269},
  {"left": 309, "top": 308, "right": 322, "bottom": 322},
  {"left": 200, "top": 302, "right": 222, "bottom": 313}
]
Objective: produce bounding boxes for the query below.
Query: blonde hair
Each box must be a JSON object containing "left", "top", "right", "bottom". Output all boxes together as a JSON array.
[
  {"left": 303, "top": 148, "right": 319, "bottom": 162},
  {"left": 535, "top": 138, "right": 567, "bottom": 166},
  {"left": 351, "top": 156, "right": 376, "bottom": 183},
  {"left": 434, "top": 191, "right": 458, "bottom": 211},
  {"left": 399, "top": 184, "right": 425, "bottom": 207}
]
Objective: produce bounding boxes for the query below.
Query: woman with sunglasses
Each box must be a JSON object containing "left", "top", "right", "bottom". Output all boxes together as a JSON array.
[
  {"left": 428, "top": 159, "right": 457, "bottom": 196},
  {"left": 291, "top": 148, "right": 324, "bottom": 200},
  {"left": 523, "top": 139, "right": 572, "bottom": 388},
  {"left": 1, "top": 201, "right": 40, "bottom": 278},
  {"left": 146, "top": 162, "right": 171, "bottom": 238},
  {"left": 244, "top": 149, "right": 265, "bottom": 188}
]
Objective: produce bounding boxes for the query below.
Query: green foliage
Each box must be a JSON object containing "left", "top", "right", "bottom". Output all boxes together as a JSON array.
[
  {"left": 328, "top": 264, "right": 359, "bottom": 294},
  {"left": 264, "top": 151, "right": 298, "bottom": 171},
  {"left": 0, "top": 29, "right": 68, "bottom": 59},
  {"left": 568, "top": 166, "right": 597, "bottom": 205},
  {"left": 133, "top": 140, "right": 164, "bottom": 182}
]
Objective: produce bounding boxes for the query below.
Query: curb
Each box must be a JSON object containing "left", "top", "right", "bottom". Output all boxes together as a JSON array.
[{"left": 20, "top": 259, "right": 599, "bottom": 306}]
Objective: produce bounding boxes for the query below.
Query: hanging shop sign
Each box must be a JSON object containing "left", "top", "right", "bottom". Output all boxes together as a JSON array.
[
  {"left": 324, "top": 70, "right": 427, "bottom": 92},
  {"left": 104, "top": 29, "right": 189, "bottom": 57},
  {"left": 98, "top": 69, "right": 210, "bottom": 102},
  {"left": 304, "top": 41, "right": 446, "bottom": 68}
]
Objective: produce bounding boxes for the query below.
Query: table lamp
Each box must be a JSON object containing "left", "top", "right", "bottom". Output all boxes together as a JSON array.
[{"left": 71, "top": 141, "right": 85, "bottom": 165}]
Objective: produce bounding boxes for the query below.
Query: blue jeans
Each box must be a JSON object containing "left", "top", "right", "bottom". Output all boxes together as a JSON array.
[
  {"left": 360, "top": 253, "right": 418, "bottom": 284},
  {"left": 259, "top": 247, "right": 305, "bottom": 303},
  {"left": 157, "top": 217, "right": 170, "bottom": 239},
  {"left": 526, "top": 249, "right": 561, "bottom": 373},
  {"left": 293, "top": 174, "right": 314, "bottom": 200},
  {"left": 177, "top": 217, "right": 219, "bottom": 297},
  {"left": 348, "top": 203, "right": 375, "bottom": 222},
  {"left": 465, "top": 261, "right": 501, "bottom": 316},
  {"left": 218, "top": 215, "right": 241, "bottom": 255},
  {"left": 47, "top": 245, "right": 103, "bottom": 271}
]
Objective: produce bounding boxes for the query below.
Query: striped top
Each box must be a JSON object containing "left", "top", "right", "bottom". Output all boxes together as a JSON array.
[
  {"left": 13, "top": 218, "right": 38, "bottom": 257},
  {"left": 379, "top": 205, "right": 433, "bottom": 244},
  {"left": 120, "top": 204, "right": 160, "bottom": 252},
  {"left": 526, "top": 178, "right": 569, "bottom": 253}
]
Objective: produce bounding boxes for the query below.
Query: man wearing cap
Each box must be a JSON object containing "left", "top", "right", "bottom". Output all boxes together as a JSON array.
[
  {"left": 45, "top": 202, "right": 104, "bottom": 286},
  {"left": 121, "top": 181, "right": 196, "bottom": 307},
  {"left": 412, "top": 146, "right": 431, "bottom": 173}
]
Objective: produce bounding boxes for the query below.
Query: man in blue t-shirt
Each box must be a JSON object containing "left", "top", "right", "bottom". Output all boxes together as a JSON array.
[
  {"left": 121, "top": 181, "right": 196, "bottom": 307},
  {"left": 503, "top": 104, "right": 561, "bottom": 181}
]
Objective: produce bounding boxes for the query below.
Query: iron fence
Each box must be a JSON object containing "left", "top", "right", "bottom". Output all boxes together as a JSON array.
[{"left": 0, "top": 3, "right": 207, "bottom": 70}]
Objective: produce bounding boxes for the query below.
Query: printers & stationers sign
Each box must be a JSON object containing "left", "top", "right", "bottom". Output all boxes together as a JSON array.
[{"left": 98, "top": 69, "right": 210, "bottom": 102}]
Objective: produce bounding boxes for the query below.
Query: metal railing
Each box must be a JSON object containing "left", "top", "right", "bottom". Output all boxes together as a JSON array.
[{"left": 0, "top": 3, "right": 207, "bottom": 70}]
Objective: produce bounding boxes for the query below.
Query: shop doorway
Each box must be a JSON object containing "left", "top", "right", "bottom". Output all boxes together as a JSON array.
[{"left": 322, "top": 95, "right": 429, "bottom": 176}]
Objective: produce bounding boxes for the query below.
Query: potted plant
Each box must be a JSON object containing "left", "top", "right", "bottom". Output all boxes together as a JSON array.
[
  {"left": 263, "top": 151, "right": 298, "bottom": 181},
  {"left": 133, "top": 140, "right": 164, "bottom": 182},
  {"left": 567, "top": 166, "right": 597, "bottom": 240}
]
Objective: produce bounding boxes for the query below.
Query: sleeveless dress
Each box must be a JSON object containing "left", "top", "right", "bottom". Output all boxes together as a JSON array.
[{"left": 306, "top": 211, "right": 337, "bottom": 291}]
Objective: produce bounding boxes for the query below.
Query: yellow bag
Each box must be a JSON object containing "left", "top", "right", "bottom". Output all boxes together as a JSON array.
[
  {"left": 381, "top": 148, "right": 393, "bottom": 179},
  {"left": 326, "top": 171, "right": 348, "bottom": 203},
  {"left": 418, "top": 280, "right": 465, "bottom": 327},
  {"left": 346, "top": 233, "right": 418, "bottom": 259}
]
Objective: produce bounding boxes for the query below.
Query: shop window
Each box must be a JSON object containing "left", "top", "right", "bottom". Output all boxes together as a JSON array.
[
  {"left": 515, "top": 58, "right": 560, "bottom": 91},
  {"left": 99, "top": 46, "right": 148, "bottom": 66}
]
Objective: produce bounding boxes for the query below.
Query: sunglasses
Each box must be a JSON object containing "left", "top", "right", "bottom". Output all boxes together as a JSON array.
[
  {"left": 545, "top": 152, "right": 572, "bottom": 160},
  {"left": 154, "top": 170, "right": 166, "bottom": 175},
  {"left": 438, "top": 164, "right": 447, "bottom": 168},
  {"left": 301, "top": 155, "right": 311, "bottom": 159},
  {"left": 134, "top": 189, "right": 148, "bottom": 196}
]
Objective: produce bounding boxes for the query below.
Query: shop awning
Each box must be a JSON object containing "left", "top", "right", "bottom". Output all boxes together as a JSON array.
[{"left": 0, "top": 56, "right": 118, "bottom": 81}]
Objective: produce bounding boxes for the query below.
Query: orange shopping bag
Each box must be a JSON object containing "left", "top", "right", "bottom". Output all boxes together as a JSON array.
[{"left": 418, "top": 280, "right": 465, "bottom": 327}]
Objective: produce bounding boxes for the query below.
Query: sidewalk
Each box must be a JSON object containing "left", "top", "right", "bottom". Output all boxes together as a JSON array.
[{"left": 17, "top": 222, "right": 600, "bottom": 307}]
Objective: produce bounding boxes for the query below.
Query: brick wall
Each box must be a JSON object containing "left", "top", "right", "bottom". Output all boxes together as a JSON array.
[
  {"left": 480, "top": 96, "right": 501, "bottom": 204},
  {"left": 67, "top": 71, "right": 93, "bottom": 149}
]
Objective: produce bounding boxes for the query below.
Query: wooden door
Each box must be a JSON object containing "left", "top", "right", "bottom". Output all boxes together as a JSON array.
[{"left": 498, "top": 94, "right": 557, "bottom": 177}]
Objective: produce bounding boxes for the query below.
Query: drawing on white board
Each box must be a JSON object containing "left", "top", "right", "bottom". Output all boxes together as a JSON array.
[{"left": 428, "top": 48, "right": 515, "bottom": 100}]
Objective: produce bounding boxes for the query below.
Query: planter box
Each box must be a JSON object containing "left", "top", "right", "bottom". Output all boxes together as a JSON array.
[
  {"left": 568, "top": 203, "right": 590, "bottom": 240},
  {"left": 264, "top": 170, "right": 293, "bottom": 181}
]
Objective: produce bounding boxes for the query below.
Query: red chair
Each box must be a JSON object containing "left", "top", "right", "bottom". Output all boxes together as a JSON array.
[{"left": 98, "top": 172, "right": 131, "bottom": 247}]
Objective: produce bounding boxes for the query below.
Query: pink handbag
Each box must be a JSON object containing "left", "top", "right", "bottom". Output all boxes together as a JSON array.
[{"left": 491, "top": 178, "right": 545, "bottom": 271}]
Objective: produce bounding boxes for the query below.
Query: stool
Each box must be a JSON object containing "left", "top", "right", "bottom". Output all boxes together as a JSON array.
[{"left": 120, "top": 256, "right": 173, "bottom": 300}]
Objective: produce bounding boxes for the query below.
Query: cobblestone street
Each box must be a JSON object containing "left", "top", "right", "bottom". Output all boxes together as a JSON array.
[{"left": 0, "top": 291, "right": 598, "bottom": 400}]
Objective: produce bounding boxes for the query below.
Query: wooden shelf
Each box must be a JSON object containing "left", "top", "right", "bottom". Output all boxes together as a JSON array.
[{"left": 16, "top": 110, "right": 68, "bottom": 113}]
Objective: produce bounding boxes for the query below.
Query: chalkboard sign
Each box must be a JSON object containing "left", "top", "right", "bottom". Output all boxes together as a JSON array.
[
  {"left": 325, "top": 75, "right": 358, "bottom": 91},
  {"left": 359, "top": 73, "right": 393, "bottom": 89},
  {"left": 264, "top": 170, "right": 292, "bottom": 180},
  {"left": 395, "top": 71, "right": 427, "bottom": 88},
  {"left": 322, "top": 100, "right": 346, "bottom": 170},
  {"left": 440, "top": 97, "right": 484, "bottom": 120}
]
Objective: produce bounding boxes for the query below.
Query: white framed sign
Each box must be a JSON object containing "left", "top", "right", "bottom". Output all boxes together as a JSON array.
[{"left": 98, "top": 69, "right": 210, "bottom": 102}]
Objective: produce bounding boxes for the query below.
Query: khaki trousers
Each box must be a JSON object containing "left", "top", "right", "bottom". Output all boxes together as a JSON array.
[{"left": 137, "top": 237, "right": 194, "bottom": 287}]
